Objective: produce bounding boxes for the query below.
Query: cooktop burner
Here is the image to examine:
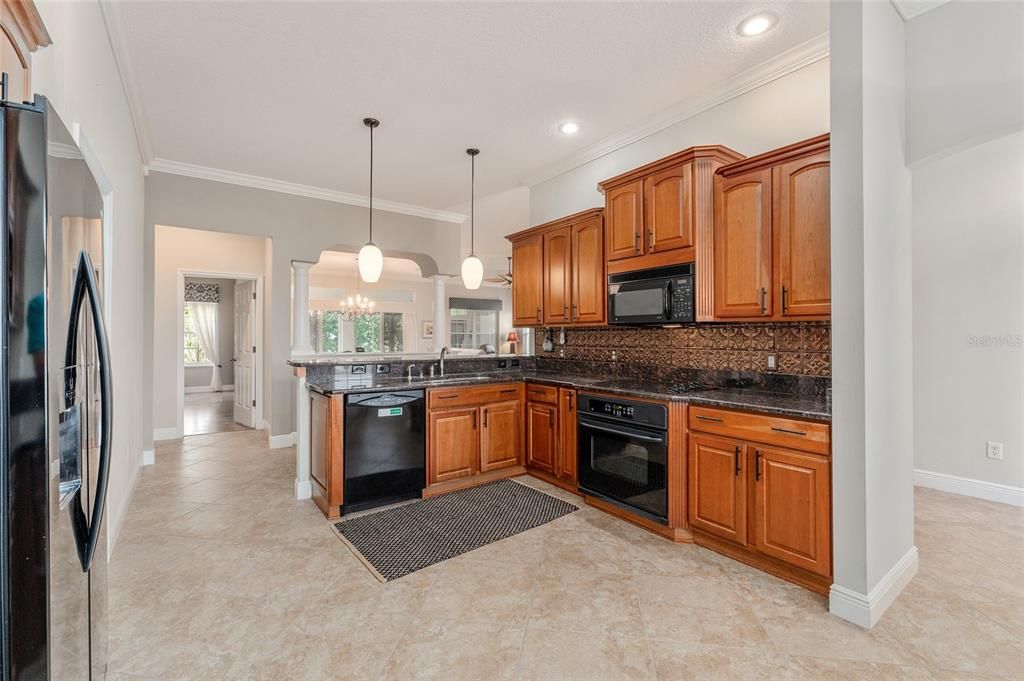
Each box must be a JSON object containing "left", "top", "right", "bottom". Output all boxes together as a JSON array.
[{"left": 667, "top": 382, "right": 717, "bottom": 394}]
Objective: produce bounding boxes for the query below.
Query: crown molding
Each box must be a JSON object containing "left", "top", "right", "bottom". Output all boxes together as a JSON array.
[
  {"left": 98, "top": 0, "right": 153, "bottom": 167},
  {"left": 520, "top": 32, "right": 830, "bottom": 188},
  {"left": 147, "top": 158, "right": 468, "bottom": 223}
]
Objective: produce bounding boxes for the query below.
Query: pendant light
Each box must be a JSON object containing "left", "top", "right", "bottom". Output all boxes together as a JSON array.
[
  {"left": 358, "top": 117, "right": 384, "bottom": 283},
  {"left": 461, "top": 148, "right": 484, "bottom": 290}
]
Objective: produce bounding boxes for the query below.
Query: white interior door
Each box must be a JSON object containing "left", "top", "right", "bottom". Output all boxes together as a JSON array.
[{"left": 233, "top": 280, "right": 256, "bottom": 427}]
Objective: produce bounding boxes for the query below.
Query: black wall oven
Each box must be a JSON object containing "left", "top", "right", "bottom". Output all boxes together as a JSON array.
[
  {"left": 577, "top": 393, "right": 668, "bottom": 523},
  {"left": 607, "top": 263, "right": 695, "bottom": 325}
]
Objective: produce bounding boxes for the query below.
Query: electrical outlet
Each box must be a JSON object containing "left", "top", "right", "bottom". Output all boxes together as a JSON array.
[
  {"left": 498, "top": 359, "right": 509, "bottom": 369},
  {"left": 375, "top": 364, "right": 390, "bottom": 374},
  {"left": 351, "top": 364, "right": 367, "bottom": 374},
  {"left": 766, "top": 353, "right": 778, "bottom": 371},
  {"left": 986, "top": 441, "right": 1004, "bottom": 460}
]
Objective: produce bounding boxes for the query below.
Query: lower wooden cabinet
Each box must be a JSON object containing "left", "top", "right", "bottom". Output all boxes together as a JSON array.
[
  {"left": 688, "top": 406, "right": 832, "bottom": 592},
  {"left": 309, "top": 391, "right": 343, "bottom": 519},
  {"left": 556, "top": 388, "right": 578, "bottom": 484},
  {"left": 526, "top": 401, "right": 557, "bottom": 474},
  {"left": 426, "top": 384, "right": 525, "bottom": 495},
  {"left": 688, "top": 433, "right": 747, "bottom": 546}
]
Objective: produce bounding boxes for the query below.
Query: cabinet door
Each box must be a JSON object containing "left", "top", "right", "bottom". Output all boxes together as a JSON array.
[
  {"left": 644, "top": 162, "right": 693, "bottom": 254},
  {"left": 526, "top": 401, "right": 557, "bottom": 474},
  {"left": 713, "top": 169, "right": 772, "bottom": 318},
  {"left": 688, "top": 433, "right": 747, "bottom": 545},
  {"left": 428, "top": 407, "right": 478, "bottom": 484},
  {"left": 310, "top": 392, "right": 342, "bottom": 518},
  {"left": 775, "top": 151, "right": 831, "bottom": 317},
  {"left": 480, "top": 400, "right": 521, "bottom": 472},
  {"left": 512, "top": 235, "right": 544, "bottom": 326},
  {"left": 556, "top": 389, "right": 578, "bottom": 483},
  {"left": 543, "top": 226, "right": 572, "bottom": 325},
  {"left": 752, "top": 446, "right": 832, "bottom": 577},
  {"left": 571, "top": 216, "right": 606, "bottom": 324},
  {"left": 605, "top": 180, "right": 644, "bottom": 261}
]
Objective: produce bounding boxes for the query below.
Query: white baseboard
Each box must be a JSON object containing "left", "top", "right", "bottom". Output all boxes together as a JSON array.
[
  {"left": 294, "top": 479, "right": 312, "bottom": 500},
  {"left": 153, "top": 426, "right": 181, "bottom": 441},
  {"left": 830, "top": 546, "right": 919, "bottom": 629},
  {"left": 914, "top": 469, "right": 1023, "bottom": 507},
  {"left": 183, "top": 383, "right": 235, "bottom": 395},
  {"left": 268, "top": 431, "right": 296, "bottom": 449},
  {"left": 108, "top": 447, "right": 144, "bottom": 558},
  {"left": 142, "top": 449, "right": 155, "bottom": 466}
]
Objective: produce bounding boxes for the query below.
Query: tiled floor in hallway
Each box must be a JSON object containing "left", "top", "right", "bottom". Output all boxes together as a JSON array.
[
  {"left": 183, "top": 391, "right": 250, "bottom": 436},
  {"left": 108, "top": 430, "right": 1023, "bottom": 681}
]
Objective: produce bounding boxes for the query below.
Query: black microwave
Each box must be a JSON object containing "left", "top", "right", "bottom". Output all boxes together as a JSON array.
[{"left": 608, "top": 263, "right": 695, "bottom": 325}]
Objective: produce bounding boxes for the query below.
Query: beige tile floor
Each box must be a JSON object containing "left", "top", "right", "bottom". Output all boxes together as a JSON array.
[
  {"left": 183, "top": 391, "right": 250, "bottom": 436},
  {"left": 108, "top": 429, "right": 1024, "bottom": 681}
]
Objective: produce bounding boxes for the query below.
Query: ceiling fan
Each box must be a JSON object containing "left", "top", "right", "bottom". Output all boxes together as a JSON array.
[{"left": 484, "top": 257, "right": 512, "bottom": 286}]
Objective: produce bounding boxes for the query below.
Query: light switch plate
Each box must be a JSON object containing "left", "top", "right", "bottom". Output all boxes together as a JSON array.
[
  {"left": 987, "top": 441, "right": 1004, "bottom": 460},
  {"left": 766, "top": 353, "right": 778, "bottom": 371}
]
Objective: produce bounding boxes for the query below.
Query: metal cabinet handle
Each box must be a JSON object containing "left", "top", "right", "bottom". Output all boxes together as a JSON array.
[
  {"left": 781, "top": 285, "right": 788, "bottom": 314},
  {"left": 760, "top": 287, "right": 767, "bottom": 315},
  {"left": 548, "top": 411, "right": 554, "bottom": 428},
  {"left": 438, "top": 395, "right": 458, "bottom": 400},
  {"left": 571, "top": 303, "right": 577, "bottom": 321},
  {"left": 536, "top": 307, "right": 542, "bottom": 322},
  {"left": 771, "top": 426, "right": 807, "bottom": 437},
  {"left": 755, "top": 450, "right": 762, "bottom": 481},
  {"left": 696, "top": 415, "right": 724, "bottom": 423},
  {"left": 648, "top": 229, "right": 654, "bottom": 251},
  {"left": 568, "top": 393, "right": 574, "bottom": 412},
  {"left": 472, "top": 411, "right": 477, "bottom": 429},
  {"left": 563, "top": 304, "right": 569, "bottom": 319},
  {"left": 734, "top": 445, "right": 741, "bottom": 476},
  {"left": 500, "top": 389, "right": 517, "bottom": 394},
  {"left": 634, "top": 232, "right": 640, "bottom": 254},
  {"left": 483, "top": 408, "right": 488, "bottom": 427}
]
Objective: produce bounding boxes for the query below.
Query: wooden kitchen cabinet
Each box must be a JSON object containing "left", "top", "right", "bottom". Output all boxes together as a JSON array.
[
  {"left": 310, "top": 391, "right": 343, "bottom": 519},
  {"left": 512, "top": 234, "right": 543, "bottom": 326},
  {"left": 688, "top": 433, "right": 747, "bottom": 546},
  {"left": 598, "top": 146, "right": 744, "bottom": 278},
  {"left": 556, "top": 388, "right": 578, "bottom": 484},
  {"left": 425, "top": 383, "right": 525, "bottom": 496},
  {"left": 711, "top": 134, "right": 831, "bottom": 321},
  {"left": 543, "top": 226, "right": 572, "bottom": 325},
  {"left": 688, "top": 405, "right": 832, "bottom": 594},
  {"left": 427, "top": 407, "right": 478, "bottom": 484},
  {"left": 507, "top": 208, "right": 605, "bottom": 327},
  {"left": 753, "top": 445, "right": 832, "bottom": 577},
  {"left": 480, "top": 400, "right": 521, "bottom": 472},
  {"left": 526, "top": 400, "right": 557, "bottom": 474}
]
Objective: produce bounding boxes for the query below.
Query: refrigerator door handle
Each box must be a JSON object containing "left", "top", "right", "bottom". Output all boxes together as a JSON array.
[{"left": 63, "top": 251, "right": 113, "bottom": 573}]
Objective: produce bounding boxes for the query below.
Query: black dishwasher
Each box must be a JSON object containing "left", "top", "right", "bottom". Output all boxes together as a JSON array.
[{"left": 344, "top": 390, "right": 425, "bottom": 512}]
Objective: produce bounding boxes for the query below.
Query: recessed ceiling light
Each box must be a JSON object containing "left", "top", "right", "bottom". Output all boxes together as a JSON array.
[
  {"left": 738, "top": 13, "right": 776, "bottom": 37},
  {"left": 558, "top": 121, "right": 580, "bottom": 135}
]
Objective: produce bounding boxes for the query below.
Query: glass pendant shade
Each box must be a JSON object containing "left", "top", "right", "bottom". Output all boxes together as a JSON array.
[
  {"left": 461, "top": 254, "right": 483, "bottom": 290},
  {"left": 358, "top": 242, "right": 384, "bottom": 283}
]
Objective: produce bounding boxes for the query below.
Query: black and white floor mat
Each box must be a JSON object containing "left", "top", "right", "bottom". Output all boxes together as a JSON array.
[{"left": 333, "top": 479, "right": 578, "bottom": 581}]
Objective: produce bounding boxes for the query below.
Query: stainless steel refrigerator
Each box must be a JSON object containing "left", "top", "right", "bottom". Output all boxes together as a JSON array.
[{"left": 0, "top": 97, "right": 111, "bottom": 680}]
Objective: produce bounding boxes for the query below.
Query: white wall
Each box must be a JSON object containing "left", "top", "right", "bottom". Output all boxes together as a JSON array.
[
  {"left": 153, "top": 227, "right": 268, "bottom": 435},
  {"left": 829, "top": 0, "right": 916, "bottom": 628},
  {"left": 529, "top": 58, "right": 830, "bottom": 224},
  {"left": 183, "top": 277, "right": 236, "bottom": 389},
  {"left": 450, "top": 186, "right": 531, "bottom": 279},
  {"left": 912, "top": 133, "right": 1024, "bottom": 490},
  {"left": 31, "top": 0, "right": 147, "bottom": 551}
]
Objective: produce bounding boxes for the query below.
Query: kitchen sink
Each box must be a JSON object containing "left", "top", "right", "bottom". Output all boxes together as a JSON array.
[{"left": 415, "top": 375, "right": 497, "bottom": 385}]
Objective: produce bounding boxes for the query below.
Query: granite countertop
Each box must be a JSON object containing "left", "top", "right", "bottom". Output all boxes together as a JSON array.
[{"left": 306, "top": 371, "right": 830, "bottom": 422}]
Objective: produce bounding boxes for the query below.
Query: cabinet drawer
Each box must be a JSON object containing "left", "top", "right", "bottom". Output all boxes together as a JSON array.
[
  {"left": 428, "top": 383, "right": 522, "bottom": 409},
  {"left": 689, "top": 406, "right": 829, "bottom": 456},
  {"left": 525, "top": 383, "right": 558, "bottom": 404}
]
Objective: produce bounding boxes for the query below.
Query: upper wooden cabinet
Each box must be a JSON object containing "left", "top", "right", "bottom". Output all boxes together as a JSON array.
[
  {"left": 507, "top": 208, "right": 606, "bottom": 327},
  {"left": 511, "top": 234, "right": 543, "bottom": 326},
  {"left": 0, "top": 0, "right": 50, "bottom": 104},
  {"left": 598, "top": 146, "right": 744, "bottom": 283},
  {"left": 712, "top": 134, "right": 831, "bottom": 321}
]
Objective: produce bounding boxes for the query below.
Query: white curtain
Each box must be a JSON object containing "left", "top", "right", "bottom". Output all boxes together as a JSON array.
[{"left": 189, "top": 302, "right": 222, "bottom": 391}]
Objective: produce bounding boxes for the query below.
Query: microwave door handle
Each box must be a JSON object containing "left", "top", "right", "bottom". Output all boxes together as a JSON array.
[
  {"left": 64, "top": 251, "right": 113, "bottom": 573},
  {"left": 664, "top": 281, "right": 673, "bottom": 320}
]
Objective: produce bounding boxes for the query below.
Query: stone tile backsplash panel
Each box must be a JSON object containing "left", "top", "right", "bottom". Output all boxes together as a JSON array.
[{"left": 535, "top": 322, "right": 831, "bottom": 377}]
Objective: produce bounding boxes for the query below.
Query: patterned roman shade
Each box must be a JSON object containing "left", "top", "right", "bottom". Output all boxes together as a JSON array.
[{"left": 184, "top": 282, "right": 219, "bottom": 303}]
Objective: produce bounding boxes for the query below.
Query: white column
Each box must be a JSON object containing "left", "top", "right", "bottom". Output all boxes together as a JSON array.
[
  {"left": 432, "top": 274, "right": 448, "bottom": 351},
  {"left": 294, "top": 370, "right": 312, "bottom": 500},
  {"left": 291, "top": 261, "right": 314, "bottom": 355},
  {"left": 828, "top": 0, "right": 916, "bottom": 629}
]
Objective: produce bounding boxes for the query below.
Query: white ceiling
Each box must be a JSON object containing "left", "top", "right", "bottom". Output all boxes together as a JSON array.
[{"left": 119, "top": 1, "right": 828, "bottom": 211}]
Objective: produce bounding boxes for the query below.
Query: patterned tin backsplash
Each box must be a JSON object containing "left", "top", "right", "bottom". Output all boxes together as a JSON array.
[{"left": 533, "top": 322, "right": 831, "bottom": 378}]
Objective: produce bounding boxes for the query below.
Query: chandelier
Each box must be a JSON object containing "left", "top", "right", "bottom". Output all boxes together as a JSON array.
[{"left": 338, "top": 293, "right": 375, "bottom": 321}]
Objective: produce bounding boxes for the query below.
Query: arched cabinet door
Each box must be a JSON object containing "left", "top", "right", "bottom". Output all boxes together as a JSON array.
[
  {"left": 713, "top": 168, "right": 773, "bottom": 319},
  {"left": 775, "top": 151, "right": 831, "bottom": 318},
  {"left": 0, "top": 0, "right": 51, "bottom": 103}
]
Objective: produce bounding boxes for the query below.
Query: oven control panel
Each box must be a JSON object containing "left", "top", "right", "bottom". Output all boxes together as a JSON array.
[{"left": 579, "top": 394, "right": 668, "bottom": 429}]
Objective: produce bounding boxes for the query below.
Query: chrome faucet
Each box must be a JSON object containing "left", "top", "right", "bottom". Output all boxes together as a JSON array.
[
  {"left": 406, "top": 364, "right": 417, "bottom": 381},
  {"left": 439, "top": 346, "right": 449, "bottom": 376}
]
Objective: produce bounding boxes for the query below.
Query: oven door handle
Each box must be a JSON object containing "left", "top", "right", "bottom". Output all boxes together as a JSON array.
[{"left": 578, "top": 418, "right": 666, "bottom": 443}]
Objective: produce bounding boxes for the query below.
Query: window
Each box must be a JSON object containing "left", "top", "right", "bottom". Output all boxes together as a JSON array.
[
  {"left": 309, "top": 310, "right": 404, "bottom": 353},
  {"left": 183, "top": 305, "right": 209, "bottom": 365},
  {"left": 449, "top": 298, "right": 501, "bottom": 351}
]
